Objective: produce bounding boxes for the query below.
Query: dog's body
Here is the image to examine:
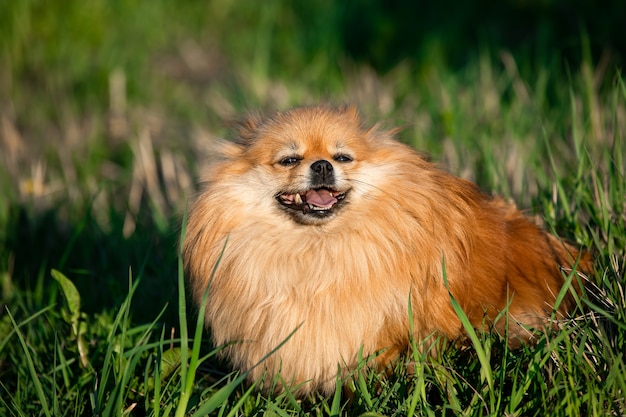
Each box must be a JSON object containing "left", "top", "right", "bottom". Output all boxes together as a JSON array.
[{"left": 183, "top": 105, "right": 592, "bottom": 396}]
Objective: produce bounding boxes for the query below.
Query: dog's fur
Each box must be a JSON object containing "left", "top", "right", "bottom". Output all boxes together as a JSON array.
[{"left": 183, "top": 105, "right": 592, "bottom": 396}]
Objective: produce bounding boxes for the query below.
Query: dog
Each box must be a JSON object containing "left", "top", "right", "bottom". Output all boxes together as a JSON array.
[{"left": 183, "top": 105, "right": 592, "bottom": 397}]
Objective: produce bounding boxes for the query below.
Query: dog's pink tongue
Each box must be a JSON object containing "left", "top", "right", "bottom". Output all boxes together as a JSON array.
[{"left": 305, "top": 189, "right": 337, "bottom": 208}]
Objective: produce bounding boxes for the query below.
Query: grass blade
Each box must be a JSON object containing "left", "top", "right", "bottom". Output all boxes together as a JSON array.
[
  {"left": 441, "top": 256, "right": 494, "bottom": 404},
  {"left": 5, "top": 307, "right": 52, "bottom": 417}
]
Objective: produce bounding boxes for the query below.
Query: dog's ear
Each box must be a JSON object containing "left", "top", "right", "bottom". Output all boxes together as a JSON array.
[
  {"left": 336, "top": 104, "right": 401, "bottom": 139},
  {"left": 232, "top": 111, "right": 264, "bottom": 145},
  {"left": 211, "top": 139, "right": 245, "bottom": 160},
  {"left": 337, "top": 104, "right": 361, "bottom": 123}
]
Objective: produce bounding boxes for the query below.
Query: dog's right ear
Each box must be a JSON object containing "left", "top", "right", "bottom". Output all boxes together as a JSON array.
[
  {"left": 232, "top": 111, "right": 264, "bottom": 145},
  {"left": 210, "top": 139, "right": 245, "bottom": 160}
]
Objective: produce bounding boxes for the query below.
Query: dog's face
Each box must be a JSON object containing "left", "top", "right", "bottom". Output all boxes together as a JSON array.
[
  {"left": 273, "top": 148, "right": 353, "bottom": 225},
  {"left": 234, "top": 106, "right": 384, "bottom": 226}
]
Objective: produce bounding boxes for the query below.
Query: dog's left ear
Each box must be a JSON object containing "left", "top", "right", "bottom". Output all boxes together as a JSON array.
[
  {"left": 336, "top": 104, "right": 401, "bottom": 139},
  {"left": 337, "top": 104, "right": 361, "bottom": 122}
]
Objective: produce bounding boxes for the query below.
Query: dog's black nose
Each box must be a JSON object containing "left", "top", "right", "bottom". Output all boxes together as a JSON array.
[
  {"left": 311, "top": 160, "right": 333, "bottom": 175},
  {"left": 310, "top": 160, "right": 334, "bottom": 184}
]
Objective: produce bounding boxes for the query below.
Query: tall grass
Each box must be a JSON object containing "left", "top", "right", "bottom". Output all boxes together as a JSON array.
[{"left": 1, "top": 1, "right": 625, "bottom": 416}]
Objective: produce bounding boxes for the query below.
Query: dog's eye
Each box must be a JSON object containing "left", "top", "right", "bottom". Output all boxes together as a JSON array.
[
  {"left": 333, "top": 154, "right": 353, "bottom": 163},
  {"left": 278, "top": 156, "right": 302, "bottom": 166}
]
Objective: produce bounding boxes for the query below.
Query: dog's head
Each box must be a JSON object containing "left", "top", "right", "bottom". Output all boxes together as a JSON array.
[{"left": 213, "top": 105, "right": 404, "bottom": 226}]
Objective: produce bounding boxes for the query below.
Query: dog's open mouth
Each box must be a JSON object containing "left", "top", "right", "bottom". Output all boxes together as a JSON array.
[{"left": 276, "top": 187, "right": 348, "bottom": 218}]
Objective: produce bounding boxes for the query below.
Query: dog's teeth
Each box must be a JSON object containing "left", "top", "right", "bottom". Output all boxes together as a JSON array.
[{"left": 294, "top": 194, "right": 303, "bottom": 204}]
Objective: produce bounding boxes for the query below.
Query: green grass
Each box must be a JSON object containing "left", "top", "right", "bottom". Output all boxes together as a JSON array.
[{"left": 1, "top": 1, "right": 625, "bottom": 416}]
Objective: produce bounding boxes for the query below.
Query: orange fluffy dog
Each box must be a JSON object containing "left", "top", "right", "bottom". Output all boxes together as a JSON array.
[{"left": 183, "top": 105, "right": 592, "bottom": 396}]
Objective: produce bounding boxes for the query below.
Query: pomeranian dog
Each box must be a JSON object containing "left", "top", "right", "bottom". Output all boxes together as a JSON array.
[{"left": 183, "top": 105, "right": 592, "bottom": 396}]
